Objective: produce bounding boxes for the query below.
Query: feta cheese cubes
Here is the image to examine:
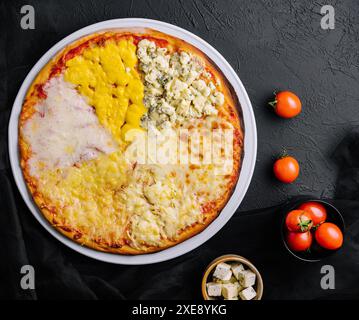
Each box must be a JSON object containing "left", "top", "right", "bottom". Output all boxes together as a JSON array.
[
  {"left": 239, "top": 286, "right": 257, "bottom": 300},
  {"left": 206, "top": 282, "right": 222, "bottom": 297},
  {"left": 206, "top": 260, "right": 258, "bottom": 300},
  {"left": 238, "top": 270, "right": 256, "bottom": 288},
  {"left": 213, "top": 262, "right": 232, "bottom": 281}
]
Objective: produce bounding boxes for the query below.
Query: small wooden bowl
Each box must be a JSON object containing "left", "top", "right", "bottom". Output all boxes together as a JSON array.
[{"left": 202, "top": 254, "right": 263, "bottom": 300}]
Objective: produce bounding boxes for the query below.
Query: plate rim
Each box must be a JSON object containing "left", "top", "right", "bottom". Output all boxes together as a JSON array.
[{"left": 8, "top": 18, "right": 257, "bottom": 265}]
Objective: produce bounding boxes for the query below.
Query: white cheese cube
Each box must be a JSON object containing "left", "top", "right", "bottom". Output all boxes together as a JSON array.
[
  {"left": 213, "top": 262, "right": 232, "bottom": 281},
  {"left": 206, "top": 282, "right": 222, "bottom": 297},
  {"left": 192, "top": 79, "right": 206, "bottom": 92},
  {"left": 203, "top": 103, "right": 218, "bottom": 116},
  {"left": 231, "top": 263, "right": 244, "bottom": 280},
  {"left": 180, "top": 52, "right": 191, "bottom": 65},
  {"left": 239, "top": 286, "right": 257, "bottom": 300},
  {"left": 222, "top": 283, "right": 239, "bottom": 299},
  {"left": 154, "top": 55, "right": 169, "bottom": 71},
  {"left": 214, "top": 92, "right": 224, "bottom": 106},
  {"left": 193, "top": 95, "right": 207, "bottom": 112},
  {"left": 238, "top": 270, "right": 256, "bottom": 288}
]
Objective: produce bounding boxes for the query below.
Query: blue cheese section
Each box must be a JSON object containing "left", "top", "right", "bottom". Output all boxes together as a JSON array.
[{"left": 137, "top": 39, "right": 225, "bottom": 129}]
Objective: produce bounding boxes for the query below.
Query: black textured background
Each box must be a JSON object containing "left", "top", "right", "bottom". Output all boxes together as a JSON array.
[{"left": 1, "top": 0, "right": 359, "bottom": 300}]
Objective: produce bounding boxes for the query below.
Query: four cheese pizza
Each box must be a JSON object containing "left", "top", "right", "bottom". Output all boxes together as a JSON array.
[{"left": 19, "top": 29, "right": 244, "bottom": 254}]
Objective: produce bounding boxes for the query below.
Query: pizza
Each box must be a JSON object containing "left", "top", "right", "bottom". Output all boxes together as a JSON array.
[{"left": 19, "top": 29, "right": 244, "bottom": 254}]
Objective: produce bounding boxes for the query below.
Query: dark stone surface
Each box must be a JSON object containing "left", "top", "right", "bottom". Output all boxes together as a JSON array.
[
  {"left": 2, "top": 0, "right": 359, "bottom": 212},
  {"left": 1, "top": 0, "right": 359, "bottom": 301}
]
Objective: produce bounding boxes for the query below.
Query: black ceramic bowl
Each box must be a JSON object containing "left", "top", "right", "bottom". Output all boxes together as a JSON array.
[{"left": 281, "top": 199, "right": 345, "bottom": 262}]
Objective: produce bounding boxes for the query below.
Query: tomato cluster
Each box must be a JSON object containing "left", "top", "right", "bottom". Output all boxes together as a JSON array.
[{"left": 285, "top": 202, "right": 343, "bottom": 252}]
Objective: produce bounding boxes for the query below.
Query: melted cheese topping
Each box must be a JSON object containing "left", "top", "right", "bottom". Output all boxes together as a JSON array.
[
  {"left": 122, "top": 117, "right": 233, "bottom": 249},
  {"left": 29, "top": 116, "right": 232, "bottom": 249},
  {"left": 22, "top": 36, "right": 238, "bottom": 251},
  {"left": 123, "top": 162, "right": 229, "bottom": 248},
  {"left": 36, "top": 151, "right": 130, "bottom": 243},
  {"left": 23, "top": 76, "right": 117, "bottom": 177},
  {"left": 64, "top": 39, "right": 146, "bottom": 142},
  {"left": 125, "top": 165, "right": 203, "bottom": 246}
]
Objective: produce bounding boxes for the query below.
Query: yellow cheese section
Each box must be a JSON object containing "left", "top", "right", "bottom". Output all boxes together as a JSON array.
[
  {"left": 37, "top": 151, "right": 130, "bottom": 243},
  {"left": 64, "top": 39, "right": 146, "bottom": 142}
]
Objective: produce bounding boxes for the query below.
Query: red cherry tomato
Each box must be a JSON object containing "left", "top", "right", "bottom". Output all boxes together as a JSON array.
[
  {"left": 286, "top": 231, "right": 312, "bottom": 252},
  {"left": 315, "top": 222, "right": 343, "bottom": 250},
  {"left": 285, "top": 210, "right": 313, "bottom": 232},
  {"left": 298, "top": 202, "right": 327, "bottom": 227},
  {"left": 273, "top": 156, "right": 300, "bottom": 183},
  {"left": 269, "top": 91, "right": 302, "bottom": 118}
]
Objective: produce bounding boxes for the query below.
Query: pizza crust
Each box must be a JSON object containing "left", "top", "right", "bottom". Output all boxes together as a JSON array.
[{"left": 19, "top": 29, "right": 244, "bottom": 255}]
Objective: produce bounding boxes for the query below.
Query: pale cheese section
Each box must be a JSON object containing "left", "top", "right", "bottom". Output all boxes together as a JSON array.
[{"left": 23, "top": 76, "right": 117, "bottom": 177}]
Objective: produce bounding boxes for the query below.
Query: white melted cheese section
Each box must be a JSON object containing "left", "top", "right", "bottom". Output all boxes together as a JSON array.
[
  {"left": 23, "top": 76, "right": 117, "bottom": 176},
  {"left": 124, "top": 164, "right": 203, "bottom": 248},
  {"left": 125, "top": 162, "right": 228, "bottom": 249},
  {"left": 124, "top": 117, "right": 233, "bottom": 249}
]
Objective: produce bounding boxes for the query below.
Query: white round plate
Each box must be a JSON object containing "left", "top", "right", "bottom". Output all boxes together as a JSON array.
[{"left": 8, "top": 18, "right": 257, "bottom": 265}]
